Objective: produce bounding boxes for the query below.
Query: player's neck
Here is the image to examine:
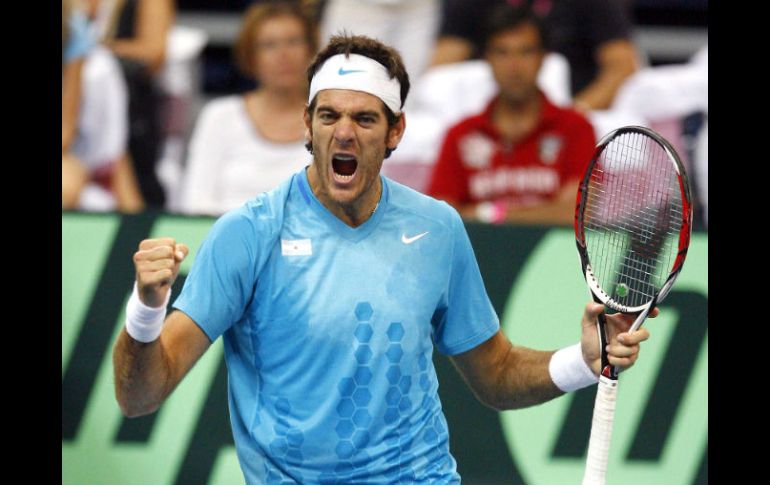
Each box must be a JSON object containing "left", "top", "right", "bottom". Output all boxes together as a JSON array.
[{"left": 306, "top": 165, "right": 382, "bottom": 228}]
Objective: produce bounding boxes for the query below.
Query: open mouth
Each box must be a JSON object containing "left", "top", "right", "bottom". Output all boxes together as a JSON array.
[{"left": 332, "top": 153, "right": 358, "bottom": 182}]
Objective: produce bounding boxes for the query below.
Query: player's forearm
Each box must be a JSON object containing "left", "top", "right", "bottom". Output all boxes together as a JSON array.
[
  {"left": 454, "top": 332, "right": 565, "bottom": 411},
  {"left": 491, "top": 346, "right": 563, "bottom": 410},
  {"left": 112, "top": 328, "right": 174, "bottom": 417}
]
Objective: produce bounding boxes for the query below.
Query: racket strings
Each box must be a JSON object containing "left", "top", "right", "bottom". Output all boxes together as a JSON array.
[{"left": 583, "top": 132, "right": 684, "bottom": 308}]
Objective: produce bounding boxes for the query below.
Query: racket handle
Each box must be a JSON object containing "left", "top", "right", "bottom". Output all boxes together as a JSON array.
[{"left": 582, "top": 375, "right": 618, "bottom": 485}]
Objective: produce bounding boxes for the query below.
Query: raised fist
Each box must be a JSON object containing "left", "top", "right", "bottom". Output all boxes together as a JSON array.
[{"left": 132, "top": 238, "right": 189, "bottom": 308}]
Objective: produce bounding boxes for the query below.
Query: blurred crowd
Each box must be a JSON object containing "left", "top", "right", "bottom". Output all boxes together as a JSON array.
[{"left": 62, "top": 0, "right": 708, "bottom": 229}]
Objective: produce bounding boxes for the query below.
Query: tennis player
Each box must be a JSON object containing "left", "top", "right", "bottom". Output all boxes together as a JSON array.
[{"left": 113, "top": 34, "right": 651, "bottom": 484}]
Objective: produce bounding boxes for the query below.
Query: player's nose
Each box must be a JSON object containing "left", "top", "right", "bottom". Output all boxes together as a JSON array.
[{"left": 333, "top": 117, "right": 355, "bottom": 145}]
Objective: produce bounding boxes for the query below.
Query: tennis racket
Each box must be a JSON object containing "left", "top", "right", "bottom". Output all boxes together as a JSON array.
[{"left": 574, "top": 126, "right": 693, "bottom": 485}]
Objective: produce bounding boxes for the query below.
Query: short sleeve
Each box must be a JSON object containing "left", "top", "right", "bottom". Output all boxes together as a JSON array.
[
  {"left": 432, "top": 210, "right": 499, "bottom": 355},
  {"left": 173, "top": 210, "right": 262, "bottom": 342}
]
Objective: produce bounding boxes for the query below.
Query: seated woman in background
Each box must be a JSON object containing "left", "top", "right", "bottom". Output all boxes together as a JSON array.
[
  {"left": 179, "top": 1, "right": 317, "bottom": 216},
  {"left": 63, "top": 0, "right": 144, "bottom": 212}
]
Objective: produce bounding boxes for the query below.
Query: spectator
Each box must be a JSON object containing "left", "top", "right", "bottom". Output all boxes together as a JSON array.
[
  {"left": 430, "top": 0, "right": 640, "bottom": 111},
  {"left": 89, "top": 0, "right": 175, "bottom": 209},
  {"left": 427, "top": 4, "right": 596, "bottom": 225},
  {"left": 74, "top": 45, "right": 146, "bottom": 212},
  {"left": 179, "top": 1, "right": 316, "bottom": 216},
  {"left": 62, "top": 0, "right": 144, "bottom": 212}
]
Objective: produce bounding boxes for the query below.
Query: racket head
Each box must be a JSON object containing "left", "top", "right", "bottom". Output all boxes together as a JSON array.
[{"left": 575, "top": 126, "right": 693, "bottom": 314}]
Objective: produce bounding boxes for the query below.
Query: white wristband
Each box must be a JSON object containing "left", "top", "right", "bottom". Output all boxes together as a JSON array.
[
  {"left": 549, "top": 343, "right": 599, "bottom": 392},
  {"left": 125, "top": 283, "right": 170, "bottom": 343}
]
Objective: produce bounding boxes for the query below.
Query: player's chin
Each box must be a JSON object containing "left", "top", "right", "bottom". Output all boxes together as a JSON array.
[
  {"left": 328, "top": 188, "right": 360, "bottom": 206},
  {"left": 325, "top": 178, "right": 364, "bottom": 203}
]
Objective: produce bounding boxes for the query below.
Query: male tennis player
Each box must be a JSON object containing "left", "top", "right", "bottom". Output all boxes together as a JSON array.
[{"left": 113, "top": 34, "right": 651, "bottom": 484}]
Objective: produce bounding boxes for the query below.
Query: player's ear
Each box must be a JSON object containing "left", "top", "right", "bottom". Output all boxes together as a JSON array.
[{"left": 387, "top": 113, "right": 406, "bottom": 150}]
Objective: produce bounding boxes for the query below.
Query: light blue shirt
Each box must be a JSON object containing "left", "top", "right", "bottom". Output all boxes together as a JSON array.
[{"left": 174, "top": 168, "right": 499, "bottom": 483}]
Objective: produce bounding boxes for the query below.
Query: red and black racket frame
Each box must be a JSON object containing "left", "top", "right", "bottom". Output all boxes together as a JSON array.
[{"left": 573, "top": 126, "right": 694, "bottom": 381}]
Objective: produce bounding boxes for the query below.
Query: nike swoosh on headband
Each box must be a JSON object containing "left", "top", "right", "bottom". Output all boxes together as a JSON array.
[{"left": 338, "top": 67, "right": 366, "bottom": 75}]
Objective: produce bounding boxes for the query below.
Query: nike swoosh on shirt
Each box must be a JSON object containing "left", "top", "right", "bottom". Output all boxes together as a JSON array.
[
  {"left": 338, "top": 67, "right": 366, "bottom": 75},
  {"left": 401, "top": 231, "right": 429, "bottom": 244}
]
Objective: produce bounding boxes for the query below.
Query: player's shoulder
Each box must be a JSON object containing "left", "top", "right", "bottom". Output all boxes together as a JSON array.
[{"left": 385, "top": 177, "right": 464, "bottom": 231}]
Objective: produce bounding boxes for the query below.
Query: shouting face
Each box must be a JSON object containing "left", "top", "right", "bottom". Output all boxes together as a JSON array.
[{"left": 305, "top": 89, "right": 405, "bottom": 226}]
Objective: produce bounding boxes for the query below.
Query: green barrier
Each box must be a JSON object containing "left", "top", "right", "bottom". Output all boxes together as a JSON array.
[{"left": 62, "top": 213, "right": 707, "bottom": 485}]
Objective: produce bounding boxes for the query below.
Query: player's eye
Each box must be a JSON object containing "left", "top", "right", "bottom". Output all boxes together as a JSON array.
[
  {"left": 356, "top": 115, "right": 376, "bottom": 126},
  {"left": 318, "top": 111, "right": 338, "bottom": 123}
]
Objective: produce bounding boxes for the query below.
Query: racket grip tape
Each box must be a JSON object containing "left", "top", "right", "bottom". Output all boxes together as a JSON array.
[{"left": 582, "top": 375, "right": 618, "bottom": 485}]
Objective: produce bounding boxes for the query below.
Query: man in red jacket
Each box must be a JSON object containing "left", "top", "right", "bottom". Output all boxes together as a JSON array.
[{"left": 427, "top": 4, "right": 596, "bottom": 225}]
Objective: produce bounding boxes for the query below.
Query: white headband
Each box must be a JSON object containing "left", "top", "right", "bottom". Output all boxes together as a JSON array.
[{"left": 308, "top": 53, "right": 402, "bottom": 114}]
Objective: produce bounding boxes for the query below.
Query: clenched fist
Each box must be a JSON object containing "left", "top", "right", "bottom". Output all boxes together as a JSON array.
[{"left": 133, "top": 238, "right": 189, "bottom": 308}]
